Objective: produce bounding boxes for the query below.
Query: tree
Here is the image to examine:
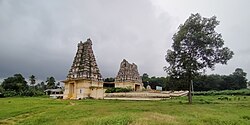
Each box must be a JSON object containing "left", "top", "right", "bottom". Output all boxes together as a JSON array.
[
  {"left": 165, "top": 13, "right": 234, "bottom": 104},
  {"left": 2, "top": 74, "right": 28, "bottom": 92},
  {"left": 231, "top": 68, "right": 247, "bottom": 89},
  {"left": 142, "top": 73, "right": 150, "bottom": 88},
  {"left": 29, "top": 75, "right": 36, "bottom": 86},
  {"left": 104, "top": 78, "right": 115, "bottom": 82},
  {"left": 46, "top": 77, "right": 56, "bottom": 89},
  {"left": 40, "top": 81, "right": 46, "bottom": 90},
  {"left": 0, "top": 85, "right": 4, "bottom": 93}
]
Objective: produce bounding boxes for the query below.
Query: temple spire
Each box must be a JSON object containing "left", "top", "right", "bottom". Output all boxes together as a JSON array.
[
  {"left": 67, "top": 39, "right": 102, "bottom": 81},
  {"left": 115, "top": 59, "right": 142, "bottom": 82}
]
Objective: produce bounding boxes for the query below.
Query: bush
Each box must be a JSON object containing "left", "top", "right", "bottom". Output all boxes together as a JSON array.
[
  {"left": 2, "top": 88, "right": 45, "bottom": 97},
  {"left": 105, "top": 87, "right": 132, "bottom": 93},
  {"left": 105, "top": 88, "right": 116, "bottom": 93},
  {"left": 19, "top": 89, "right": 44, "bottom": 97},
  {"left": 3, "top": 90, "right": 18, "bottom": 97}
]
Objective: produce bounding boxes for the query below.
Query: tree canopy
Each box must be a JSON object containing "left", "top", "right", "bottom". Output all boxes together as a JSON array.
[
  {"left": 165, "top": 13, "right": 234, "bottom": 104},
  {"left": 29, "top": 75, "right": 36, "bottom": 86},
  {"left": 1, "top": 74, "right": 28, "bottom": 92},
  {"left": 46, "top": 77, "right": 56, "bottom": 89}
]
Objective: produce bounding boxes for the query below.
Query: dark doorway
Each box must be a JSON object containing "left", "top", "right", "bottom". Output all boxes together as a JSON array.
[
  {"left": 135, "top": 84, "right": 140, "bottom": 91},
  {"left": 103, "top": 82, "right": 115, "bottom": 88}
]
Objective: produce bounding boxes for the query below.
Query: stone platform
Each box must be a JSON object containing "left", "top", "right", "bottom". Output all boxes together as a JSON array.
[{"left": 104, "top": 91, "right": 188, "bottom": 100}]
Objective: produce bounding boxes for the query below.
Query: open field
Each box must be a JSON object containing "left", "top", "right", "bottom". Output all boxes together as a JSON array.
[{"left": 0, "top": 96, "right": 250, "bottom": 125}]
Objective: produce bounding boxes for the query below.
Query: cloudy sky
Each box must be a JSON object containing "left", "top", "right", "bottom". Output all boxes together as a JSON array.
[{"left": 0, "top": 0, "right": 249, "bottom": 82}]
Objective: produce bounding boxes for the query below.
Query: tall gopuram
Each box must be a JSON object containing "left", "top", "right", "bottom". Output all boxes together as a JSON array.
[
  {"left": 63, "top": 38, "right": 104, "bottom": 99},
  {"left": 115, "top": 59, "right": 143, "bottom": 91}
]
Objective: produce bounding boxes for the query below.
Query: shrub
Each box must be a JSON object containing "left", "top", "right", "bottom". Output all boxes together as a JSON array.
[
  {"left": 105, "top": 87, "right": 132, "bottom": 93},
  {"left": 3, "top": 90, "right": 18, "bottom": 97},
  {"left": 2, "top": 88, "right": 44, "bottom": 97}
]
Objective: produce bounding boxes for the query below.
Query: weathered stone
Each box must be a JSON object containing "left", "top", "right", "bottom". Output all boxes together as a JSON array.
[
  {"left": 67, "top": 38, "right": 102, "bottom": 81},
  {"left": 115, "top": 59, "right": 143, "bottom": 91},
  {"left": 63, "top": 39, "right": 104, "bottom": 100},
  {"left": 115, "top": 59, "right": 142, "bottom": 83},
  {"left": 63, "top": 39, "right": 144, "bottom": 99}
]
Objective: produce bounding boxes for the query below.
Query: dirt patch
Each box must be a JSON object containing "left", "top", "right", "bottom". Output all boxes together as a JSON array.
[{"left": 130, "top": 112, "right": 180, "bottom": 125}]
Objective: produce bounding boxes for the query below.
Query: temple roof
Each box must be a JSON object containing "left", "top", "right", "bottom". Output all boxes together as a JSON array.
[{"left": 67, "top": 38, "right": 102, "bottom": 81}]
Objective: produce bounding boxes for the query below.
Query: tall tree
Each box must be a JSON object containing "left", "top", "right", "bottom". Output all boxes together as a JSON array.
[
  {"left": 165, "top": 13, "right": 234, "bottom": 104},
  {"left": 29, "top": 75, "right": 36, "bottom": 86},
  {"left": 46, "top": 77, "right": 56, "bottom": 89},
  {"left": 142, "top": 73, "right": 150, "bottom": 87},
  {"left": 231, "top": 68, "right": 247, "bottom": 89}
]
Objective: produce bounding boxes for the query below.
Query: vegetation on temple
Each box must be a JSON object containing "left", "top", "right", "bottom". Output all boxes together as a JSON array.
[{"left": 165, "top": 13, "right": 234, "bottom": 103}]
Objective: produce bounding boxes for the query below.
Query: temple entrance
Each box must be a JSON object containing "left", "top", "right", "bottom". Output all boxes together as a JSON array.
[
  {"left": 69, "top": 83, "right": 75, "bottom": 98},
  {"left": 135, "top": 84, "right": 140, "bottom": 91}
]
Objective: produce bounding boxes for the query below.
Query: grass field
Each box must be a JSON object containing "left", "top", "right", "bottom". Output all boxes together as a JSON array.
[{"left": 0, "top": 95, "right": 250, "bottom": 125}]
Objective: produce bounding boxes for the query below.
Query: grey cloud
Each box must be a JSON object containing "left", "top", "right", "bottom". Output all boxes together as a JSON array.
[{"left": 0, "top": 0, "right": 173, "bottom": 81}]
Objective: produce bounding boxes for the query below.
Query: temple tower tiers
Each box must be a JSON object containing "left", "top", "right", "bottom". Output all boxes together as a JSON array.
[
  {"left": 67, "top": 38, "right": 102, "bottom": 81},
  {"left": 115, "top": 59, "right": 142, "bottom": 83}
]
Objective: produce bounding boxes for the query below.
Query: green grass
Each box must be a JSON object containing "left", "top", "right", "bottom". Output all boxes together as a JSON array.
[
  {"left": 194, "top": 89, "right": 250, "bottom": 96},
  {"left": 0, "top": 96, "right": 250, "bottom": 125}
]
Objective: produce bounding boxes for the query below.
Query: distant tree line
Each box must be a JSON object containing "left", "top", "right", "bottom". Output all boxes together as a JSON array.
[
  {"left": 0, "top": 74, "right": 61, "bottom": 97},
  {"left": 142, "top": 68, "right": 248, "bottom": 91}
]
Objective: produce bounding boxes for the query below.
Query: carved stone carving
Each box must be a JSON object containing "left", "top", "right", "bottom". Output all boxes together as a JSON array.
[
  {"left": 67, "top": 38, "right": 102, "bottom": 81},
  {"left": 115, "top": 59, "right": 142, "bottom": 82}
]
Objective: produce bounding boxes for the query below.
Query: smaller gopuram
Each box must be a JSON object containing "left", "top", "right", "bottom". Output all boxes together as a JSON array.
[
  {"left": 115, "top": 59, "right": 143, "bottom": 91},
  {"left": 63, "top": 38, "right": 104, "bottom": 99}
]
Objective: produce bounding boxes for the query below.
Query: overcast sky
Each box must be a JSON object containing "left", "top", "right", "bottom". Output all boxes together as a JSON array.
[{"left": 0, "top": 0, "right": 249, "bottom": 82}]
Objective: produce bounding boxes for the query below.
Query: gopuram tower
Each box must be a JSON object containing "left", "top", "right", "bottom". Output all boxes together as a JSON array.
[
  {"left": 115, "top": 59, "right": 143, "bottom": 91},
  {"left": 63, "top": 38, "right": 104, "bottom": 99}
]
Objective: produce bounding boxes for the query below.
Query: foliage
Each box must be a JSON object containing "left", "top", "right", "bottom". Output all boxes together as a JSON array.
[
  {"left": 143, "top": 68, "right": 247, "bottom": 92},
  {"left": 1, "top": 74, "right": 28, "bottom": 92},
  {"left": 105, "top": 87, "right": 132, "bottom": 93},
  {"left": 0, "top": 96, "right": 250, "bottom": 124},
  {"left": 165, "top": 13, "right": 234, "bottom": 103},
  {"left": 2, "top": 88, "right": 44, "bottom": 97},
  {"left": 35, "top": 81, "right": 46, "bottom": 90},
  {"left": 2, "top": 90, "right": 17, "bottom": 97},
  {"left": 1, "top": 74, "right": 46, "bottom": 97},
  {"left": 194, "top": 68, "right": 248, "bottom": 91},
  {"left": 0, "top": 85, "right": 4, "bottom": 93},
  {"left": 104, "top": 77, "right": 115, "bottom": 82},
  {"left": 141, "top": 73, "right": 150, "bottom": 88},
  {"left": 46, "top": 77, "right": 56, "bottom": 89},
  {"left": 29, "top": 75, "right": 36, "bottom": 86}
]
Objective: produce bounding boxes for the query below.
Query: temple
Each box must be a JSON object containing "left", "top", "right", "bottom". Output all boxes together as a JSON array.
[
  {"left": 115, "top": 59, "right": 143, "bottom": 91},
  {"left": 63, "top": 39, "right": 104, "bottom": 99},
  {"left": 63, "top": 38, "right": 143, "bottom": 99}
]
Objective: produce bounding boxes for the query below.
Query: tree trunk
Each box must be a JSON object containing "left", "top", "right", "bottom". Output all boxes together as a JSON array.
[{"left": 188, "top": 79, "right": 192, "bottom": 104}]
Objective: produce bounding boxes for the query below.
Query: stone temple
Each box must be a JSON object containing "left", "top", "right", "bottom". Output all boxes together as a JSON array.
[
  {"left": 63, "top": 38, "right": 143, "bottom": 99},
  {"left": 115, "top": 59, "right": 143, "bottom": 91}
]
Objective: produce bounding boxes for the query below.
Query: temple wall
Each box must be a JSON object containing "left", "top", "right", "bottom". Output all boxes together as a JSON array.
[
  {"left": 115, "top": 82, "right": 143, "bottom": 91},
  {"left": 63, "top": 79, "right": 104, "bottom": 99}
]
